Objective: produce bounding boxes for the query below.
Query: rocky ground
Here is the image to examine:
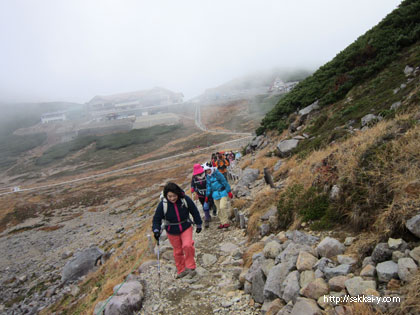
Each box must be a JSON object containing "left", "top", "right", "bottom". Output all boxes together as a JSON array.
[{"left": 0, "top": 192, "right": 152, "bottom": 314}]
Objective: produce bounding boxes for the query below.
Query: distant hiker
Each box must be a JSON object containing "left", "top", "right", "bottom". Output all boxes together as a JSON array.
[
  {"left": 204, "top": 165, "right": 233, "bottom": 229},
  {"left": 211, "top": 153, "right": 217, "bottom": 167},
  {"left": 191, "top": 164, "right": 211, "bottom": 228},
  {"left": 152, "top": 182, "right": 202, "bottom": 278},
  {"left": 216, "top": 152, "right": 230, "bottom": 180}
]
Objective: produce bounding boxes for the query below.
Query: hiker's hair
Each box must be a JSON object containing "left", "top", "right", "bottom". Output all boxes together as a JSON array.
[{"left": 163, "top": 182, "right": 184, "bottom": 199}]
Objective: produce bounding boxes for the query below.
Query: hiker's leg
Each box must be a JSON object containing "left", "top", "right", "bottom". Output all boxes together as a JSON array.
[
  {"left": 167, "top": 232, "right": 186, "bottom": 274},
  {"left": 180, "top": 227, "right": 196, "bottom": 270},
  {"left": 218, "top": 196, "right": 229, "bottom": 225},
  {"left": 215, "top": 199, "right": 221, "bottom": 222},
  {"left": 199, "top": 197, "right": 211, "bottom": 221}
]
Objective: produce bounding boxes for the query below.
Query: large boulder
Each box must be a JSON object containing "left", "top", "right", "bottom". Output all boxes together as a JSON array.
[
  {"left": 264, "top": 241, "right": 283, "bottom": 259},
  {"left": 275, "top": 242, "right": 316, "bottom": 265},
  {"left": 277, "top": 139, "right": 299, "bottom": 158},
  {"left": 62, "top": 247, "right": 104, "bottom": 283},
  {"left": 104, "top": 280, "right": 144, "bottom": 315},
  {"left": 251, "top": 268, "right": 266, "bottom": 304},
  {"left": 406, "top": 215, "right": 420, "bottom": 238},
  {"left": 264, "top": 260, "right": 296, "bottom": 300},
  {"left": 316, "top": 237, "right": 345, "bottom": 258},
  {"left": 300, "top": 278, "right": 329, "bottom": 300},
  {"left": 285, "top": 230, "right": 319, "bottom": 245},
  {"left": 376, "top": 261, "right": 399, "bottom": 283},
  {"left": 233, "top": 168, "right": 260, "bottom": 197},
  {"left": 282, "top": 270, "right": 300, "bottom": 303},
  {"left": 323, "top": 264, "right": 352, "bottom": 280},
  {"left": 298, "top": 101, "right": 320, "bottom": 116},
  {"left": 296, "top": 252, "right": 318, "bottom": 271}
]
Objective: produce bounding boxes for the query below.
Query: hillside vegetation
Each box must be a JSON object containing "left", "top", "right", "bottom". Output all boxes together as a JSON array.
[{"left": 258, "top": 0, "right": 420, "bottom": 134}]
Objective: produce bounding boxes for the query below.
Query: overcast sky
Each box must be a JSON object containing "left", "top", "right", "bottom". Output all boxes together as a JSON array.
[{"left": 0, "top": 0, "right": 402, "bottom": 104}]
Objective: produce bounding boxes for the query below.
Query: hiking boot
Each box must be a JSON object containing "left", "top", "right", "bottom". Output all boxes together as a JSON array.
[
  {"left": 223, "top": 223, "right": 230, "bottom": 229},
  {"left": 217, "top": 224, "right": 224, "bottom": 229},
  {"left": 175, "top": 270, "right": 189, "bottom": 279},
  {"left": 204, "top": 220, "right": 210, "bottom": 228},
  {"left": 185, "top": 268, "right": 197, "bottom": 278}
]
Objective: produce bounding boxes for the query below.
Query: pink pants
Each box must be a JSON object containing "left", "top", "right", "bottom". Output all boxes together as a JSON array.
[{"left": 167, "top": 226, "right": 196, "bottom": 274}]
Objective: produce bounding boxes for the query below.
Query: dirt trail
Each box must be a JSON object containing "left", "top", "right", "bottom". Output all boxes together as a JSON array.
[{"left": 138, "top": 215, "right": 259, "bottom": 315}]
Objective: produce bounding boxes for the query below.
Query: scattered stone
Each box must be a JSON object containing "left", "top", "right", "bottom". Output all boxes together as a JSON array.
[
  {"left": 329, "top": 185, "right": 340, "bottom": 200},
  {"left": 388, "top": 238, "right": 404, "bottom": 250},
  {"left": 296, "top": 252, "right": 318, "bottom": 271},
  {"left": 316, "top": 237, "right": 345, "bottom": 258},
  {"left": 282, "top": 270, "right": 300, "bottom": 303},
  {"left": 261, "top": 206, "right": 277, "bottom": 221},
  {"left": 266, "top": 298, "right": 285, "bottom": 315},
  {"left": 202, "top": 254, "right": 217, "bottom": 267},
  {"left": 361, "top": 114, "right": 381, "bottom": 127},
  {"left": 390, "top": 101, "right": 402, "bottom": 110},
  {"left": 277, "top": 139, "right": 300, "bottom": 158},
  {"left": 406, "top": 215, "right": 420, "bottom": 238},
  {"left": 404, "top": 65, "right": 414, "bottom": 76},
  {"left": 376, "top": 261, "right": 399, "bottom": 283},
  {"left": 398, "top": 257, "right": 418, "bottom": 282},
  {"left": 344, "top": 276, "right": 376, "bottom": 296},
  {"left": 105, "top": 281, "right": 144, "bottom": 315},
  {"left": 409, "top": 246, "right": 420, "bottom": 264},
  {"left": 300, "top": 270, "right": 316, "bottom": 288},
  {"left": 392, "top": 251, "right": 405, "bottom": 263},
  {"left": 286, "top": 230, "right": 319, "bottom": 245},
  {"left": 260, "top": 224, "right": 271, "bottom": 237},
  {"left": 323, "top": 264, "right": 352, "bottom": 280},
  {"left": 328, "top": 276, "right": 349, "bottom": 292},
  {"left": 362, "top": 256, "right": 374, "bottom": 268},
  {"left": 290, "top": 297, "right": 322, "bottom": 315},
  {"left": 360, "top": 264, "right": 376, "bottom": 277},
  {"left": 264, "top": 241, "right": 282, "bottom": 259},
  {"left": 337, "top": 255, "right": 357, "bottom": 266},
  {"left": 300, "top": 278, "right": 329, "bottom": 300},
  {"left": 371, "top": 243, "right": 392, "bottom": 263}
]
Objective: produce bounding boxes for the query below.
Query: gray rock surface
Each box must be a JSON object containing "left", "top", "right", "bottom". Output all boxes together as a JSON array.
[
  {"left": 61, "top": 246, "right": 104, "bottom": 283},
  {"left": 264, "top": 260, "right": 295, "bottom": 300},
  {"left": 344, "top": 277, "right": 376, "bottom": 297},
  {"left": 277, "top": 139, "right": 299, "bottom": 157},
  {"left": 371, "top": 243, "right": 392, "bottom": 263},
  {"left": 316, "top": 237, "right": 345, "bottom": 258},
  {"left": 376, "top": 261, "right": 399, "bottom": 283},
  {"left": 281, "top": 270, "right": 300, "bottom": 303},
  {"left": 290, "top": 297, "right": 322, "bottom": 315},
  {"left": 406, "top": 215, "right": 420, "bottom": 238},
  {"left": 323, "top": 264, "right": 351, "bottom": 280},
  {"left": 298, "top": 101, "right": 320, "bottom": 116},
  {"left": 233, "top": 168, "right": 260, "bottom": 197},
  {"left": 398, "top": 258, "right": 418, "bottom": 282}
]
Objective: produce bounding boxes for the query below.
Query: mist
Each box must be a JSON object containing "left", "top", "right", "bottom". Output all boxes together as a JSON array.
[{"left": 0, "top": 0, "right": 402, "bottom": 104}]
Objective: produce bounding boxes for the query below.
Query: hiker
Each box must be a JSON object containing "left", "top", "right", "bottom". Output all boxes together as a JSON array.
[
  {"left": 216, "top": 151, "right": 230, "bottom": 180},
  {"left": 204, "top": 165, "right": 233, "bottom": 229},
  {"left": 152, "top": 182, "right": 202, "bottom": 278},
  {"left": 191, "top": 164, "right": 211, "bottom": 228}
]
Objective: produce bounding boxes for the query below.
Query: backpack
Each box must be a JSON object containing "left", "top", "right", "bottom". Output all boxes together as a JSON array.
[{"left": 160, "top": 192, "right": 193, "bottom": 228}]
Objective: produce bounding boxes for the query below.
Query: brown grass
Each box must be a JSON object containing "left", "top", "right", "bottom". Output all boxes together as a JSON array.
[
  {"left": 246, "top": 187, "right": 280, "bottom": 240},
  {"left": 392, "top": 270, "right": 420, "bottom": 314},
  {"left": 243, "top": 242, "right": 265, "bottom": 268},
  {"left": 232, "top": 199, "right": 249, "bottom": 210},
  {"left": 341, "top": 303, "right": 384, "bottom": 315},
  {"left": 38, "top": 225, "right": 64, "bottom": 232}
]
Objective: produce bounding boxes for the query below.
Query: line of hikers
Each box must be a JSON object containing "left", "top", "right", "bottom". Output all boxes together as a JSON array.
[{"left": 152, "top": 151, "right": 239, "bottom": 278}]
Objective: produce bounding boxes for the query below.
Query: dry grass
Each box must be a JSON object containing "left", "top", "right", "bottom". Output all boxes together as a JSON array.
[
  {"left": 392, "top": 270, "right": 420, "bottom": 314},
  {"left": 341, "top": 303, "right": 384, "bottom": 315},
  {"left": 232, "top": 199, "right": 249, "bottom": 210},
  {"left": 38, "top": 225, "right": 64, "bottom": 232},
  {"left": 243, "top": 242, "right": 265, "bottom": 268},
  {"left": 246, "top": 187, "right": 280, "bottom": 240}
]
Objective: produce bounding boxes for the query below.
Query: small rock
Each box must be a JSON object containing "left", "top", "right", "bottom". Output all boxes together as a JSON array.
[
  {"left": 362, "top": 256, "right": 374, "bottom": 268},
  {"left": 360, "top": 264, "right": 376, "bottom": 277},
  {"left": 371, "top": 243, "right": 392, "bottom": 263},
  {"left": 345, "top": 276, "right": 376, "bottom": 296},
  {"left": 398, "top": 257, "right": 418, "bottom": 282},
  {"left": 300, "top": 270, "right": 316, "bottom": 288},
  {"left": 344, "top": 237, "right": 356, "bottom": 246},
  {"left": 290, "top": 297, "right": 322, "bottom": 315},
  {"left": 300, "top": 278, "right": 329, "bottom": 300},
  {"left": 392, "top": 251, "right": 405, "bottom": 263},
  {"left": 406, "top": 215, "right": 420, "bottom": 238},
  {"left": 296, "top": 252, "right": 318, "bottom": 271},
  {"left": 388, "top": 238, "right": 403, "bottom": 250},
  {"left": 263, "top": 241, "right": 282, "bottom": 259},
  {"left": 409, "top": 246, "right": 420, "bottom": 264},
  {"left": 328, "top": 276, "right": 348, "bottom": 292},
  {"left": 376, "top": 261, "right": 399, "bottom": 283},
  {"left": 324, "top": 264, "right": 352, "bottom": 280},
  {"left": 337, "top": 255, "right": 357, "bottom": 266}
]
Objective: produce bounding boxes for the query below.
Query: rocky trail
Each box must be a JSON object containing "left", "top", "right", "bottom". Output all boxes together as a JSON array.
[{"left": 135, "top": 217, "right": 259, "bottom": 315}]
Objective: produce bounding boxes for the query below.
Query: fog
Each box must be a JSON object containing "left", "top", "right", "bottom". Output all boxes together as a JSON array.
[{"left": 0, "top": 0, "right": 402, "bottom": 104}]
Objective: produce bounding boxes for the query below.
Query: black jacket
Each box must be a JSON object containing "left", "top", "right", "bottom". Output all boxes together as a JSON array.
[{"left": 152, "top": 195, "right": 202, "bottom": 235}]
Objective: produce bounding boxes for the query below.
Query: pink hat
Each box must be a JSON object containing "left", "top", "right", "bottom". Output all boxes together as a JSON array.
[{"left": 193, "top": 164, "right": 204, "bottom": 176}]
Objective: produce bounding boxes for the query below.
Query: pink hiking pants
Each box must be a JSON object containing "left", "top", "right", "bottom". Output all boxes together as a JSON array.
[{"left": 167, "top": 226, "right": 196, "bottom": 274}]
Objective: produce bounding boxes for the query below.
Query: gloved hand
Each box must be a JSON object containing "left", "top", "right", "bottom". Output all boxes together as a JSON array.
[
  {"left": 153, "top": 230, "right": 160, "bottom": 241},
  {"left": 205, "top": 196, "right": 209, "bottom": 203},
  {"left": 196, "top": 226, "right": 202, "bottom": 234},
  {"left": 228, "top": 192, "right": 233, "bottom": 199},
  {"left": 203, "top": 202, "right": 209, "bottom": 211}
]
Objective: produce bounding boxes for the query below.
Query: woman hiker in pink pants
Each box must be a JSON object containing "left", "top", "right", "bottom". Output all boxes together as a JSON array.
[{"left": 152, "top": 182, "right": 203, "bottom": 278}]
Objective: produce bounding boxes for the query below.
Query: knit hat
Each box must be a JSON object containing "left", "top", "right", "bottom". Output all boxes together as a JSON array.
[{"left": 193, "top": 164, "right": 204, "bottom": 176}]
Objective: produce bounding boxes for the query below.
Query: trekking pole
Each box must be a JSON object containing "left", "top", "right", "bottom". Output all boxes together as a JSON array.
[{"left": 157, "top": 238, "right": 161, "bottom": 298}]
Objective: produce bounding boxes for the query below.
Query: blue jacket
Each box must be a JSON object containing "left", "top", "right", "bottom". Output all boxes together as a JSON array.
[
  {"left": 152, "top": 195, "right": 202, "bottom": 235},
  {"left": 206, "top": 169, "right": 231, "bottom": 200}
]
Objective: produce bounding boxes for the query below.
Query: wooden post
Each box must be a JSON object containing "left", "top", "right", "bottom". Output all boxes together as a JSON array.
[
  {"left": 234, "top": 208, "right": 240, "bottom": 226},
  {"left": 239, "top": 213, "right": 246, "bottom": 229}
]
